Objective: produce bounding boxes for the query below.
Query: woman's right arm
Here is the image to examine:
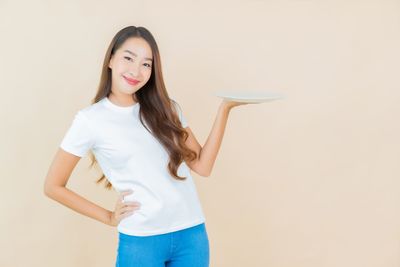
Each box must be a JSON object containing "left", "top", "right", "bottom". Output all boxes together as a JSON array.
[{"left": 43, "top": 148, "right": 114, "bottom": 226}]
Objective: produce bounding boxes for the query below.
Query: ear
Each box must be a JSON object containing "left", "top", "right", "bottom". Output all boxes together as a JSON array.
[{"left": 108, "top": 56, "right": 114, "bottom": 69}]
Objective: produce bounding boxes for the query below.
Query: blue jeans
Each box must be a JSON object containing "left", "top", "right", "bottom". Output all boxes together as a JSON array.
[{"left": 115, "top": 223, "right": 210, "bottom": 267}]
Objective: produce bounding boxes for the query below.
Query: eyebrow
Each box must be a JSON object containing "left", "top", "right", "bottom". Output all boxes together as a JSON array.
[{"left": 123, "top": 50, "right": 153, "bottom": 61}]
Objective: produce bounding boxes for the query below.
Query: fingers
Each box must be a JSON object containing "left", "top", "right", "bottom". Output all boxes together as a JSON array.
[
  {"left": 118, "top": 189, "right": 134, "bottom": 202},
  {"left": 116, "top": 204, "right": 141, "bottom": 220},
  {"left": 113, "top": 189, "right": 142, "bottom": 224},
  {"left": 117, "top": 189, "right": 135, "bottom": 207},
  {"left": 119, "top": 202, "right": 141, "bottom": 211},
  {"left": 120, "top": 204, "right": 141, "bottom": 214}
]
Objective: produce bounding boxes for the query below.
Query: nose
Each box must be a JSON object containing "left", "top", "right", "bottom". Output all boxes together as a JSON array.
[{"left": 128, "top": 61, "right": 141, "bottom": 77}]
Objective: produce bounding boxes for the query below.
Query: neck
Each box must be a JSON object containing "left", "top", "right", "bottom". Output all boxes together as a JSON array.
[{"left": 108, "top": 91, "right": 137, "bottom": 107}]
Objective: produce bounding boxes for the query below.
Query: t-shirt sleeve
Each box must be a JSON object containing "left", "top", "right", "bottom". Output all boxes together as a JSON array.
[
  {"left": 59, "top": 111, "right": 95, "bottom": 157},
  {"left": 172, "top": 100, "right": 188, "bottom": 128}
]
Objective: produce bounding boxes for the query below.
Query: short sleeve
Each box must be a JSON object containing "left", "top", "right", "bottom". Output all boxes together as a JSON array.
[
  {"left": 59, "top": 111, "right": 95, "bottom": 157},
  {"left": 172, "top": 101, "right": 188, "bottom": 128}
]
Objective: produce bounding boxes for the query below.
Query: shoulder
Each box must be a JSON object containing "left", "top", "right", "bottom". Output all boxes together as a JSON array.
[
  {"left": 170, "top": 98, "right": 183, "bottom": 112},
  {"left": 75, "top": 98, "right": 106, "bottom": 120},
  {"left": 169, "top": 98, "right": 188, "bottom": 128}
]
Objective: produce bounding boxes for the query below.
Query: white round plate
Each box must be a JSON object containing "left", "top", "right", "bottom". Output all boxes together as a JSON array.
[{"left": 214, "top": 90, "right": 285, "bottom": 103}]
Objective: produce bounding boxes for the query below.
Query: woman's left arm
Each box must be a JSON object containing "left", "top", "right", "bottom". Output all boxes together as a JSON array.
[{"left": 184, "top": 100, "right": 250, "bottom": 177}]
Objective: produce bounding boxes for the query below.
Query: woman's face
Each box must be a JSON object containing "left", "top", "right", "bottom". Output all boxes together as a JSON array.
[{"left": 108, "top": 37, "right": 153, "bottom": 96}]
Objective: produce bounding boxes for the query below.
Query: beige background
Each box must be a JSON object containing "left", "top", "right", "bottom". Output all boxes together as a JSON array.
[{"left": 1, "top": 0, "right": 400, "bottom": 266}]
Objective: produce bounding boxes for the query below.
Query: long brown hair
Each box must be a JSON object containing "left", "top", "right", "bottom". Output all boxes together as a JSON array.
[{"left": 89, "top": 26, "right": 198, "bottom": 190}]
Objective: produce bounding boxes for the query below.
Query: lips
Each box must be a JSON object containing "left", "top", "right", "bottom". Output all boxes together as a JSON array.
[{"left": 123, "top": 75, "right": 140, "bottom": 85}]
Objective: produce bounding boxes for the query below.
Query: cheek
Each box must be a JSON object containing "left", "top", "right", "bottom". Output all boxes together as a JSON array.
[
  {"left": 144, "top": 70, "right": 152, "bottom": 81},
  {"left": 113, "top": 60, "right": 128, "bottom": 71},
  {"left": 113, "top": 64, "right": 129, "bottom": 78},
  {"left": 110, "top": 64, "right": 121, "bottom": 75},
  {"left": 111, "top": 70, "right": 122, "bottom": 81}
]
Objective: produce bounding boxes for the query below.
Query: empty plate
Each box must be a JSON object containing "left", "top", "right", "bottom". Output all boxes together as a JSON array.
[{"left": 214, "top": 90, "right": 285, "bottom": 103}]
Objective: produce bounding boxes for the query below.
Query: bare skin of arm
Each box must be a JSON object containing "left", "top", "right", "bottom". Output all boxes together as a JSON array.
[
  {"left": 44, "top": 99, "right": 247, "bottom": 223},
  {"left": 185, "top": 100, "right": 250, "bottom": 177},
  {"left": 43, "top": 149, "right": 139, "bottom": 226}
]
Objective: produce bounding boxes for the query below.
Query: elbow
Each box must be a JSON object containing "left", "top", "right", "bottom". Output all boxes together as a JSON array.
[
  {"left": 43, "top": 183, "right": 60, "bottom": 199},
  {"left": 198, "top": 169, "right": 212, "bottom": 177},
  {"left": 203, "top": 173, "right": 211, "bottom": 178},
  {"left": 43, "top": 184, "right": 53, "bottom": 198},
  {"left": 189, "top": 159, "right": 212, "bottom": 177},
  {"left": 191, "top": 168, "right": 211, "bottom": 177}
]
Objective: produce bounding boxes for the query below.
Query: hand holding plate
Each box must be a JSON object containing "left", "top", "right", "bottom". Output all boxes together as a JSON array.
[{"left": 215, "top": 90, "right": 284, "bottom": 111}]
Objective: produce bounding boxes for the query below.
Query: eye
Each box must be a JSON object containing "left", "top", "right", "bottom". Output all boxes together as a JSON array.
[
  {"left": 144, "top": 63, "right": 152, "bottom": 68},
  {"left": 124, "top": 56, "right": 132, "bottom": 61}
]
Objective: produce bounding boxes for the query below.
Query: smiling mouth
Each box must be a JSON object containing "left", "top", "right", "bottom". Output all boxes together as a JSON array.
[{"left": 123, "top": 76, "right": 140, "bottom": 85}]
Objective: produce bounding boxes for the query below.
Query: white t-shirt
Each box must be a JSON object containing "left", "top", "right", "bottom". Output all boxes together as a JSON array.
[{"left": 59, "top": 96, "right": 206, "bottom": 236}]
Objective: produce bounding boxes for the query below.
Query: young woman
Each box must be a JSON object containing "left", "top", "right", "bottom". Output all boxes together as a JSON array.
[{"left": 44, "top": 26, "right": 249, "bottom": 267}]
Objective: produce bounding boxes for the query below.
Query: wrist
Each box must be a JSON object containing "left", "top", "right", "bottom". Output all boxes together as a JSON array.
[
  {"left": 107, "top": 210, "right": 115, "bottom": 226},
  {"left": 219, "top": 101, "right": 232, "bottom": 113}
]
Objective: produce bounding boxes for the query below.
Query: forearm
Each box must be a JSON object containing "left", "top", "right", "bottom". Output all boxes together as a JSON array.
[
  {"left": 198, "top": 103, "right": 232, "bottom": 176},
  {"left": 45, "top": 186, "right": 112, "bottom": 226}
]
